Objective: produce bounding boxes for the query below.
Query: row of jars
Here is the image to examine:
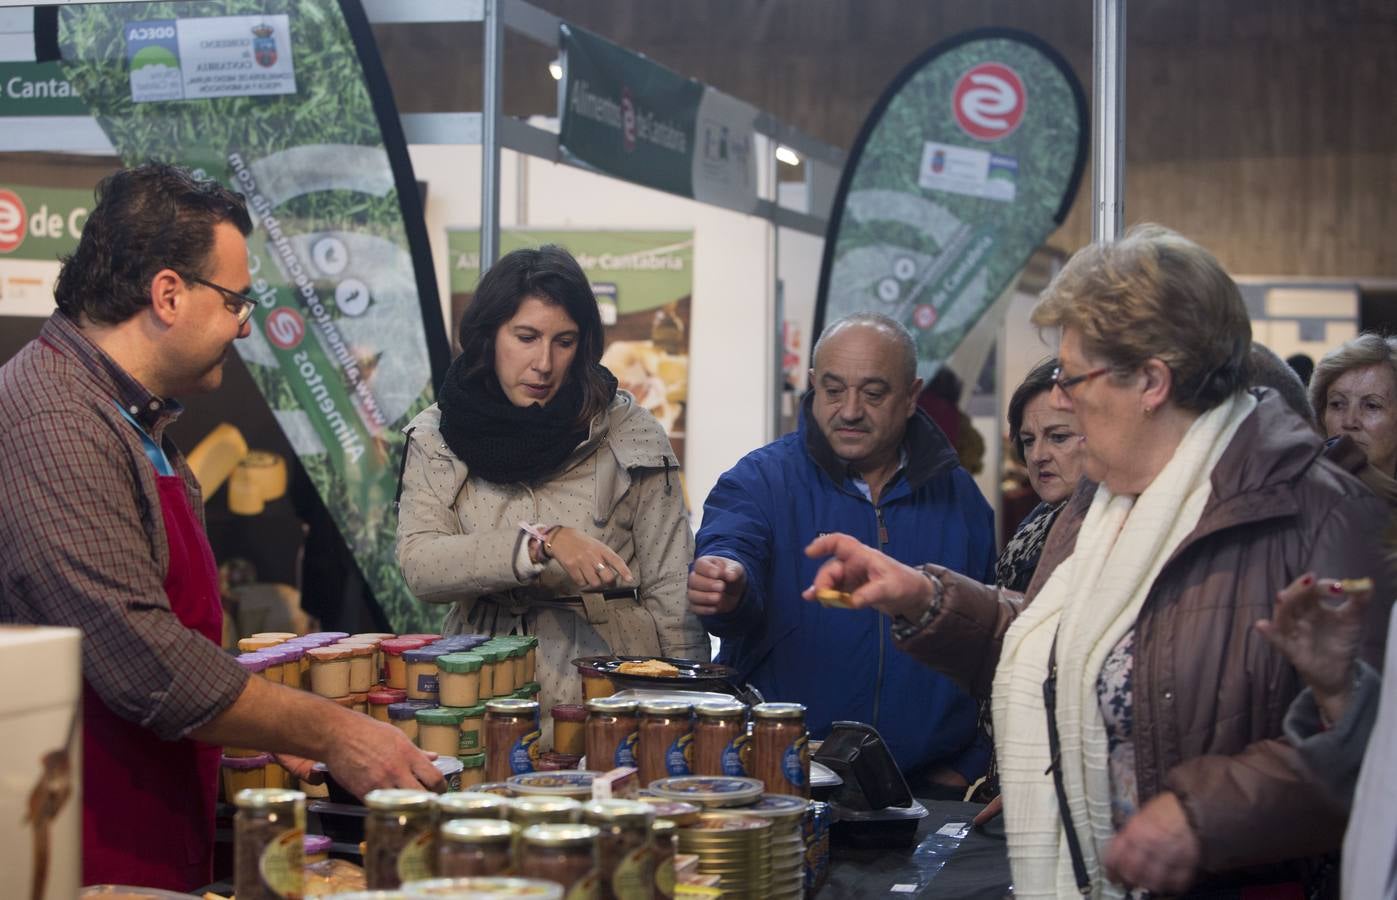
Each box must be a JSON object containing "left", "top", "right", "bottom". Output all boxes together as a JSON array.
[
  {"left": 232, "top": 787, "right": 679, "bottom": 900},
  {"left": 583, "top": 699, "right": 811, "bottom": 798}
]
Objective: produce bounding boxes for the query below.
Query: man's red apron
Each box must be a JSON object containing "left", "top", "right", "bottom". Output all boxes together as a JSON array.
[{"left": 82, "top": 427, "right": 224, "bottom": 890}]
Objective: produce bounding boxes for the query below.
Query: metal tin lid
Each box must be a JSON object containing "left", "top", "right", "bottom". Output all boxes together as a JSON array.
[
  {"left": 693, "top": 700, "right": 746, "bottom": 718},
  {"left": 739, "top": 794, "right": 811, "bottom": 820},
  {"left": 508, "top": 796, "right": 582, "bottom": 818},
  {"left": 647, "top": 776, "right": 765, "bottom": 808},
  {"left": 752, "top": 702, "right": 807, "bottom": 720},
  {"left": 550, "top": 703, "right": 587, "bottom": 723},
  {"left": 652, "top": 818, "right": 678, "bottom": 837},
  {"left": 520, "top": 823, "right": 600, "bottom": 848},
  {"left": 437, "top": 652, "right": 485, "bottom": 674},
  {"left": 582, "top": 800, "right": 654, "bottom": 826},
  {"left": 364, "top": 788, "right": 437, "bottom": 811},
  {"left": 634, "top": 798, "right": 702, "bottom": 826},
  {"left": 440, "top": 818, "right": 515, "bottom": 843},
  {"left": 436, "top": 791, "right": 508, "bottom": 815},
  {"left": 638, "top": 699, "right": 693, "bottom": 716},
  {"left": 417, "top": 706, "right": 469, "bottom": 725},
  {"left": 507, "top": 771, "right": 599, "bottom": 798},
  {"left": 485, "top": 698, "right": 540, "bottom": 715},
  {"left": 584, "top": 697, "right": 639, "bottom": 715},
  {"left": 233, "top": 787, "right": 305, "bottom": 809}
]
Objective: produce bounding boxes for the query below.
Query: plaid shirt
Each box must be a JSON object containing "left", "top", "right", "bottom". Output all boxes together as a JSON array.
[{"left": 0, "top": 313, "right": 247, "bottom": 740}]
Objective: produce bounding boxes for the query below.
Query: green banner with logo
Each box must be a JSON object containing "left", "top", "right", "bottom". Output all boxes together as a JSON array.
[
  {"left": 814, "top": 29, "right": 1087, "bottom": 380},
  {"left": 448, "top": 228, "right": 694, "bottom": 463},
  {"left": 558, "top": 24, "right": 757, "bottom": 213},
  {"left": 51, "top": 0, "right": 449, "bottom": 632},
  {"left": 0, "top": 183, "right": 89, "bottom": 260},
  {"left": 0, "top": 62, "right": 88, "bottom": 117}
]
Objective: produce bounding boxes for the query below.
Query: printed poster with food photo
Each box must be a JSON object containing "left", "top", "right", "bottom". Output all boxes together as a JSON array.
[{"left": 448, "top": 229, "right": 694, "bottom": 463}]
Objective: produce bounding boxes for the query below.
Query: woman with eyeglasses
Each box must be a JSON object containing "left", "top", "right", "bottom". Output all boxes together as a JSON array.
[
  {"left": 395, "top": 245, "right": 709, "bottom": 720},
  {"left": 802, "top": 225, "right": 1392, "bottom": 898}
]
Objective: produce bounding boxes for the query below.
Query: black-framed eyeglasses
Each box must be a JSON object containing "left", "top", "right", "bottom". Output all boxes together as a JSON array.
[
  {"left": 185, "top": 274, "right": 257, "bottom": 326},
  {"left": 1051, "top": 365, "right": 1110, "bottom": 395}
]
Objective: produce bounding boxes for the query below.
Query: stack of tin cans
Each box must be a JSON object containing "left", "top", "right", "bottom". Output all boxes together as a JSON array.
[{"left": 676, "top": 812, "right": 773, "bottom": 899}]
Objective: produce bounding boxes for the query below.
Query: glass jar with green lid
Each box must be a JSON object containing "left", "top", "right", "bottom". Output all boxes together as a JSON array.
[
  {"left": 478, "top": 646, "right": 512, "bottom": 698},
  {"left": 582, "top": 800, "right": 655, "bottom": 900},
  {"left": 364, "top": 789, "right": 438, "bottom": 889},
  {"left": 437, "top": 652, "right": 485, "bottom": 707},
  {"left": 458, "top": 702, "right": 487, "bottom": 753},
  {"left": 515, "top": 681, "right": 541, "bottom": 701},
  {"left": 437, "top": 790, "right": 509, "bottom": 821},
  {"left": 506, "top": 644, "right": 529, "bottom": 689},
  {"left": 459, "top": 750, "right": 487, "bottom": 788},
  {"left": 233, "top": 788, "right": 305, "bottom": 900},
  {"left": 518, "top": 636, "right": 539, "bottom": 683},
  {"left": 437, "top": 817, "right": 516, "bottom": 878},
  {"left": 417, "top": 706, "right": 469, "bottom": 757},
  {"left": 518, "top": 823, "right": 601, "bottom": 898}
]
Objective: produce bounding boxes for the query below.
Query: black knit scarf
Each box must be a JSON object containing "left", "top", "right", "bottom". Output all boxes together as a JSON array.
[{"left": 437, "top": 354, "right": 616, "bottom": 485}]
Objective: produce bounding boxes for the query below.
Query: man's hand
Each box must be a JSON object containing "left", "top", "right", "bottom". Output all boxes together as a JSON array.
[
  {"left": 688, "top": 556, "right": 747, "bottom": 616},
  {"left": 802, "top": 532, "right": 933, "bottom": 621},
  {"left": 322, "top": 714, "right": 446, "bottom": 799},
  {"left": 1255, "top": 572, "right": 1369, "bottom": 725},
  {"left": 1102, "top": 792, "right": 1200, "bottom": 895}
]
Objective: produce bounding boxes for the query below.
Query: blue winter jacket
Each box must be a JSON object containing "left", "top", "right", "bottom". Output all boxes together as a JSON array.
[{"left": 695, "top": 395, "right": 996, "bottom": 777}]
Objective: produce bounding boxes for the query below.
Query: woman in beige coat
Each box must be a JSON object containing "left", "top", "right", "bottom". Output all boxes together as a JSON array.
[{"left": 396, "top": 245, "right": 709, "bottom": 717}]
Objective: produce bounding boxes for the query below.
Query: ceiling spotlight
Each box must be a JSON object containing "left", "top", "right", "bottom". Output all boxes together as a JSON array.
[
  {"left": 548, "top": 60, "right": 563, "bottom": 80},
  {"left": 775, "top": 145, "right": 801, "bottom": 166}
]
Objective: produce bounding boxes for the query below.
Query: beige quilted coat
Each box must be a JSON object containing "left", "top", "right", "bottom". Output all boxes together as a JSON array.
[{"left": 396, "top": 391, "right": 710, "bottom": 715}]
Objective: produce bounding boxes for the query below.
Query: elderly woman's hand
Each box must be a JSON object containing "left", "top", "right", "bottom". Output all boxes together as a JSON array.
[
  {"left": 1102, "top": 791, "right": 1200, "bottom": 894},
  {"left": 802, "top": 532, "right": 935, "bottom": 621},
  {"left": 545, "top": 527, "right": 634, "bottom": 590},
  {"left": 1255, "top": 572, "right": 1370, "bottom": 724}
]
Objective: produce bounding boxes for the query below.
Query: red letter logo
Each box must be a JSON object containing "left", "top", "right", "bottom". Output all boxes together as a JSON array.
[
  {"left": 265, "top": 307, "right": 305, "bottom": 350},
  {"left": 0, "top": 189, "right": 27, "bottom": 254},
  {"left": 953, "top": 62, "right": 1026, "bottom": 141}
]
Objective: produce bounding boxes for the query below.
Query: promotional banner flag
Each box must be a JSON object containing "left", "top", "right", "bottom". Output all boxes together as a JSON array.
[
  {"left": 558, "top": 24, "right": 758, "bottom": 215},
  {"left": 47, "top": 0, "right": 450, "bottom": 632},
  {"left": 0, "top": 182, "right": 89, "bottom": 316},
  {"left": 813, "top": 29, "right": 1087, "bottom": 380},
  {"left": 448, "top": 228, "right": 694, "bottom": 464}
]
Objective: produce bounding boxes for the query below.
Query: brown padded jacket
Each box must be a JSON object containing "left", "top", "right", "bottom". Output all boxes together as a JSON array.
[{"left": 896, "top": 389, "right": 1393, "bottom": 876}]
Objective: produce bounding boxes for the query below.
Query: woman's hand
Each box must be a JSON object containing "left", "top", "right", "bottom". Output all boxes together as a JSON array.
[
  {"left": 1255, "top": 572, "right": 1370, "bottom": 724},
  {"left": 1102, "top": 791, "right": 1200, "bottom": 894},
  {"left": 546, "top": 527, "right": 635, "bottom": 590},
  {"left": 802, "top": 532, "right": 935, "bottom": 620}
]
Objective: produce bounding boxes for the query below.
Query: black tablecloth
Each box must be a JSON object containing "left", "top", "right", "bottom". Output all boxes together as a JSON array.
[{"left": 822, "top": 800, "right": 1011, "bottom": 899}]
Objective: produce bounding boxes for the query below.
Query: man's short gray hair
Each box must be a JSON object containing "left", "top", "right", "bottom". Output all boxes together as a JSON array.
[{"left": 811, "top": 313, "right": 919, "bottom": 385}]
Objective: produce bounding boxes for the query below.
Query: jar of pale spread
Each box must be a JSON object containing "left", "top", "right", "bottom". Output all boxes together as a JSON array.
[
  {"left": 438, "top": 818, "right": 515, "bottom": 878},
  {"left": 222, "top": 752, "right": 274, "bottom": 800},
  {"left": 582, "top": 800, "right": 655, "bottom": 900},
  {"left": 437, "top": 790, "right": 508, "bottom": 821},
  {"left": 349, "top": 692, "right": 369, "bottom": 715},
  {"left": 585, "top": 698, "right": 640, "bottom": 771},
  {"left": 307, "top": 646, "right": 353, "bottom": 698},
  {"left": 692, "top": 700, "right": 748, "bottom": 777},
  {"left": 552, "top": 706, "right": 587, "bottom": 756},
  {"left": 364, "top": 789, "right": 438, "bottom": 889},
  {"left": 750, "top": 702, "right": 809, "bottom": 798},
  {"left": 336, "top": 643, "right": 376, "bottom": 693},
  {"left": 382, "top": 638, "right": 430, "bottom": 690},
  {"left": 388, "top": 700, "right": 435, "bottom": 743},
  {"left": 233, "top": 788, "right": 305, "bottom": 900},
  {"left": 480, "top": 647, "right": 514, "bottom": 696},
  {"left": 638, "top": 700, "right": 693, "bottom": 786},
  {"left": 459, "top": 703, "right": 487, "bottom": 753},
  {"left": 417, "top": 706, "right": 469, "bottom": 757},
  {"left": 485, "top": 698, "right": 541, "bottom": 781},
  {"left": 577, "top": 662, "right": 615, "bottom": 702},
  {"left": 519, "top": 636, "right": 539, "bottom": 683},
  {"left": 404, "top": 647, "right": 451, "bottom": 701},
  {"left": 459, "top": 751, "right": 487, "bottom": 788},
  {"left": 368, "top": 687, "right": 408, "bottom": 722},
  {"left": 238, "top": 636, "right": 284, "bottom": 653},
  {"left": 518, "top": 824, "right": 600, "bottom": 897},
  {"left": 235, "top": 653, "right": 271, "bottom": 680},
  {"left": 506, "top": 643, "right": 529, "bottom": 689},
  {"left": 437, "top": 652, "right": 485, "bottom": 707},
  {"left": 251, "top": 632, "right": 298, "bottom": 642},
  {"left": 281, "top": 644, "right": 310, "bottom": 690}
]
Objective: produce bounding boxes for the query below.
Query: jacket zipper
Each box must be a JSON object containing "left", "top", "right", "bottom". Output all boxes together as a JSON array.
[{"left": 872, "top": 504, "right": 889, "bottom": 727}]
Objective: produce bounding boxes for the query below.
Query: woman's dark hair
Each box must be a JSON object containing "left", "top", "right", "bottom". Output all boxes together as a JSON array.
[
  {"left": 457, "top": 244, "right": 611, "bottom": 426},
  {"left": 54, "top": 162, "right": 252, "bottom": 325},
  {"left": 1007, "top": 357, "right": 1060, "bottom": 464}
]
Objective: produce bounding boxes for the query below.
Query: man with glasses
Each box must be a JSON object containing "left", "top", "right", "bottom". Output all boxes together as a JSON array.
[{"left": 0, "top": 163, "right": 443, "bottom": 892}]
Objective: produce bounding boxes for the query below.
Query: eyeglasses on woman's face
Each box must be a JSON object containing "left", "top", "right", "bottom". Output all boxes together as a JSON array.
[{"left": 1051, "top": 365, "right": 1110, "bottom": 395}]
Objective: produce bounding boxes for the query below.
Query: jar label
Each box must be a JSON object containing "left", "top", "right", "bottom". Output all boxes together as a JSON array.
[
  {"left": 782, "top": 734, "right": 809, "bottom": 788},
  {"left": 396, "top": 829, "right": 435, "bottom": 883},
  {"left": 416, "top": 672, "right": 439, "bottom": 694},
  {"left": 565, "top": 869, "right": 602, "bottom": 900},
  {"left": 612, "top": 846, "right": 653, "bottom": 900},
  {"left": 614, "top": 730, "right": 638, "bottom": 768},
  {"left": 721, "top": 734, "right": 748, "bottom": 776},
  {"left": 509, "top": 728, "right": 542, "bottom": 773},
  {"left": 665, "top": 733, "right": 693, "bottom": 775},
  {"left": 459, "top": 728, "right": 480, "bottom": 751},
  {"left": 655, "top": 855, "right": 677, "bottom": 898},
  {"left": 258, "top": 827, "right": 304, "bottom": 898}
]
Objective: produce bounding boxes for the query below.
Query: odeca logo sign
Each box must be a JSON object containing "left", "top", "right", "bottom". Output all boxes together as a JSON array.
[
  {"left": 953, "top": 62, "right": 1026, "bottom": 141},
  {"left": 0, "top": 189, "right": 27, "bottom": 254}
]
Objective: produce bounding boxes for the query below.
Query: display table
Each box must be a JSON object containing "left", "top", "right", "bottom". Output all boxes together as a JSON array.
[{"left": 824, "top": 800, "right": 1011, "bottom": 899}]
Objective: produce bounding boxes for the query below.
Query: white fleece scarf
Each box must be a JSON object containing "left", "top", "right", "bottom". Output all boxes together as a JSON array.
[{"left": 991, "top": 390, "right": 1255, "bottom": 899}]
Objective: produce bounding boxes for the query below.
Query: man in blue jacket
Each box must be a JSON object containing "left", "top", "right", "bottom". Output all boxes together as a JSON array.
[{"left": 688, "top": 313, "right": 995, "bottom": 787}]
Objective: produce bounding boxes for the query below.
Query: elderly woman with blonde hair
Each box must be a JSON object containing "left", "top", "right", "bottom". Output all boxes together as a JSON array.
[
  {"left": 1310, "top": 332, "right": 1397, "bottom": 508},
  {"left": 803, "top": 224, "right": 1392, "bottom": 898}
]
